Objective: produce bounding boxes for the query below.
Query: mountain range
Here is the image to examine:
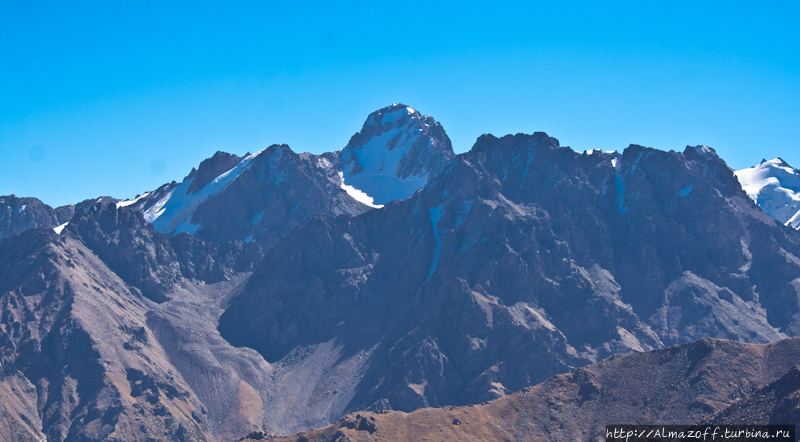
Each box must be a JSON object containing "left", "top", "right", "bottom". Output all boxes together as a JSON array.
[{"left": 1, "top": 104, "right": 799, "bottom": 441}]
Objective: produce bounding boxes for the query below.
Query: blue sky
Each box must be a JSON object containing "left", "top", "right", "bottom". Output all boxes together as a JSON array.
[{"left": 1, "top": 1, "right": 798, "bottom": 207}]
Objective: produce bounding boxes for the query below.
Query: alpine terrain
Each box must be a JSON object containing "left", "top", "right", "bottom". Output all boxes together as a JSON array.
[{"left": 1, "top": 104, "right": 799, "bottom": 442}]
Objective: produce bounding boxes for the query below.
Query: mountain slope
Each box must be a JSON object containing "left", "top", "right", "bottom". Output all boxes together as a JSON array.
[
  {"left": 0, "top": 203, "right": 280, "bottom": 441},
  {"left": 735, "top": 158, "right": 800, "bottom": 229},
  {"left": 126, "top": 146, "right": 372, "bottom": 248},
  {"left": 263, "top": 338, "right": 800, "bottom": 442},
  {"left": 0, "top": 227, "right": 211, "bottom": 441},
  {"left": 220, "top": 133, "right": 800, "bottom": 419}
]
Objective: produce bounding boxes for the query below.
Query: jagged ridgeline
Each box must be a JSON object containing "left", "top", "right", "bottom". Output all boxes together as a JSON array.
[{"left": 1, "top": 104, "right": 799, "bottom": 442}]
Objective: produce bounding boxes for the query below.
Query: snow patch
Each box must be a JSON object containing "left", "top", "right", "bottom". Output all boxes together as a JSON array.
[
  {"left": 380, "top": 108, "right": 411, "bottom": 124},
  {"left": 316, "top": 158, "right": 333, "bottom": 169},
  {"left": 695, "top": 145, "right": 716, "bottom": 159},
  {"left": 18, "top": 204, "right": 26, "bottom": 213},
  {"left": 735, "top": 158, "right": 800, "bottom": 228},
  {"left": 173, "top": 220, "right": 200, "bottom": 235},
  {"left": 787, "top": 210, "right": 800, "bottom": 229},
  {"left": 53, "top": 222, "right": 68, "bottom": 235},
  {"left": 338, "top": 172, "right": 383, "bottom": 209}
]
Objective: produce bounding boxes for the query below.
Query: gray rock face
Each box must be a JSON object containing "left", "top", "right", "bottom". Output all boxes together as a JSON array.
[
  {"left": 0, "top": 195, "right": 73, "bottom": 239},
  {"left": 186, "top": 151, "right": 242, "bottom": 195},
  {"left": 339, "top": 104, "right": 455, "bottom": 205},
  {"left": 0, "top": 204, "right": 274, "bottom": 441},
  {"left": 220, "top": 133, "right": 800, "bottom": 416}
]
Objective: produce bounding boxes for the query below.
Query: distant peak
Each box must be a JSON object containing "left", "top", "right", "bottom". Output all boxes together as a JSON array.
[{"left": 339, "top": 104, "right": 454, "bottom": 205}]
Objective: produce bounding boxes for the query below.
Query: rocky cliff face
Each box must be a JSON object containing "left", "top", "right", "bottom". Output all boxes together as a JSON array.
[
  {"left": 263, "top": 338, "right": 800, "bottom": 442},
  {"left": 0, "top": 203, "right": 277, "bottom": 441},
  {"left": 220, "top": 133, "right": 800, "bottom": 417}
]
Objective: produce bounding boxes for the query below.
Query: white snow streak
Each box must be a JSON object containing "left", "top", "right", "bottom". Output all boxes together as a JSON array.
[
  {"left": 53, "top": 222, "right": 68, "bottom": 235},
  {"left": 338, "top": 172, "right": 383, "bottom": 209},
  {"left": 143, "top": 149, "right": 266, "bottom": 233},
  {"left": 116, "top": 192, "right": 151, "bottom": 208}
]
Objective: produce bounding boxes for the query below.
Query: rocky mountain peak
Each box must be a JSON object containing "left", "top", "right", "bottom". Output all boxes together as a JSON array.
[
  {"left": 340, "top": 103, "right": 455, "bottom": 205},
  {"left": 186, "top": 151, "right": 242, "bottom": 194}
]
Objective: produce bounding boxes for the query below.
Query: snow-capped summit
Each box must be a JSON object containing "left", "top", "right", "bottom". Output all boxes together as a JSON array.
[
  {"left": 111, "top": 104, "right": 455, "bottom": 245},
  {"left": 339, "top": 103, "right": 454, "bottom": 205},
  {"left": 735, "top": 158, "right": 800, "bottom": 229}
]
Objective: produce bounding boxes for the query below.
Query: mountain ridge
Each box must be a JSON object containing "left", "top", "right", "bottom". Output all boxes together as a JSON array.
[
  {"left": 2, "top": 104, "right": 800, "bottom": 441},
  {"left": 259, "top": 337, "right": 800, "bottom": 442}
]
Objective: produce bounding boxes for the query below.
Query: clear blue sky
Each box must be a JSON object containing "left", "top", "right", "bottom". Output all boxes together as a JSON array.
[{"left": 1, "top": 1, "right": 798, "bottom": 207}]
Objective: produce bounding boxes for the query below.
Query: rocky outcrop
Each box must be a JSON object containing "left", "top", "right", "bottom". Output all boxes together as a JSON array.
[
  {"left": 0, "top": 195, "right": 73, "bottom": 239},
  {"left": 186, "top": 151, "right": 242, "bottom": 195}
]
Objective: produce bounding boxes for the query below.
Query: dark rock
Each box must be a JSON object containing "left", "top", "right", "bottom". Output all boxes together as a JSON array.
[
  {"left": 0, "top": 194, "right": 73, "bottom": 239},
  {"left": 63, "top": 203, "right": 261, "bottom": 302},
  {"left": 187, "top": 151, "right": 241, "bottom": 195}
]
